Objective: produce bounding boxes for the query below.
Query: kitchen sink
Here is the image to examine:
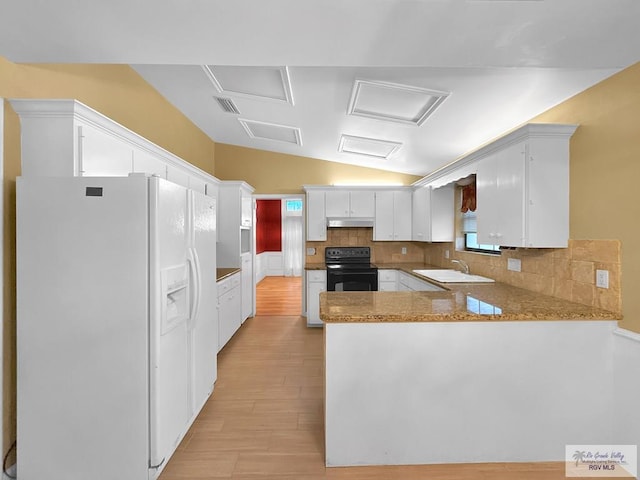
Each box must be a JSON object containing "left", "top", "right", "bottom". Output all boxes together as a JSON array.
[{"left": 412, "top": 269, "right": 495, "bottom": 283}]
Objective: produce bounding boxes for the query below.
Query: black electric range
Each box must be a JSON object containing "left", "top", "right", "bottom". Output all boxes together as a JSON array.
[{"left": 325, "top": 246, "right": 378, "bottom": 291}]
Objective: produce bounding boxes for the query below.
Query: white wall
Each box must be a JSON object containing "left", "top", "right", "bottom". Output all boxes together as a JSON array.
[
  {"left": 613, "top": 328, "right": 640, "bottom": 475},
  {"left": 326, "top": 320, "right": 617, "bottom": 466},
  {"left": 255, "top": 252, "right": 283, "bottom": 282}
]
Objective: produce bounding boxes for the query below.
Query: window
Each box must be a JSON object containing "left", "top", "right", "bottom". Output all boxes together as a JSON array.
[
  {"left": 464, "top": 232, "right": 501, "bottom": 254},
  {"left": 459, "top": 181, "right": 500, "bottom": 255},
  {"left": 285, "top": 199, "right": 302, "bottom": 212}
]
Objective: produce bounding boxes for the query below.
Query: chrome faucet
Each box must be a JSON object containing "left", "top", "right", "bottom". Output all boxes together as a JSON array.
[{"left": 451, "top": 259, "right": 470, "bottom": 274}]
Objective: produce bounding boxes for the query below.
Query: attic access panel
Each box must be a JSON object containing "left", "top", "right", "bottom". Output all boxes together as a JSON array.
[
  {"left": 348, "top": 79, "right": 449, "bottom": 126},
  {"left": 338, "top": 134, "right": 402, "bottom": 159},
  {"left": 203, "top": 65, "right": 294, "bottom": 105}
]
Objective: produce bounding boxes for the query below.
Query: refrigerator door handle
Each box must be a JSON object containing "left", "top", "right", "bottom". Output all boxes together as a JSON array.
[{"left": 187, "top": 249, "right": 201, "bottom": 328}]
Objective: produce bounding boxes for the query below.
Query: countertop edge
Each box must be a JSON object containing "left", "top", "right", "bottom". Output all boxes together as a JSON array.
[{"left": 217, "top": 267, "right": 241, "bottom": 282}]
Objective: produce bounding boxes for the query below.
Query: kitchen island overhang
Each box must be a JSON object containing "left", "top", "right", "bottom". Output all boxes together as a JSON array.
[{"left": 320, "top": 288, "right": 621, "bottom": 467}]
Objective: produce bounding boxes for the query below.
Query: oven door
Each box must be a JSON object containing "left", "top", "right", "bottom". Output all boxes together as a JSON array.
[{"left": 327, "top": 270, "right": 378, "bottom": 292}]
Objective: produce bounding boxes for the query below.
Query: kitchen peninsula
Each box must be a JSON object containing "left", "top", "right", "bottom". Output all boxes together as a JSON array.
[{"left": 321, "top": 276, "right": 621, "bottom": 467}]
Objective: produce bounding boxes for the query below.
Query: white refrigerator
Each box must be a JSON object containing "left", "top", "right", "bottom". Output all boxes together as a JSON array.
[{"left": 16, "top": 175, "right": 218, "bottom": 480}]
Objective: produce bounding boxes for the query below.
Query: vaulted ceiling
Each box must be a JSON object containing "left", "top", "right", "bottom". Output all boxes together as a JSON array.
[{"left": 1, "top": 0, "right": 638, "bottom": 175}]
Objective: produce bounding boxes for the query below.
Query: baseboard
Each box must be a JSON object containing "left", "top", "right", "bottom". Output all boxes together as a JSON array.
[
  {"left": 3, "top": 463, "right": 16, "bottom": 479},
  {"left": 613, "top": 327, "right": 640, "bottom": 343}
]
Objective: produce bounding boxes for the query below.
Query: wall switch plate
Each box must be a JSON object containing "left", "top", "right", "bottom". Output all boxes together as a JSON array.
[
  {"left": 507, "top": 258, "right": 522, "bottom": 272},
  {"left": 306, "top": 247, "right": 316, "bottom": 256},
  {"left": 445, "top": 250, "right": 450, "bottom": 259},
  {"left": 596, "top": 269, "right": 609, "bottom": 289},
  {"left": 401, "top": 247, "right": 407, "bottom": 255}
]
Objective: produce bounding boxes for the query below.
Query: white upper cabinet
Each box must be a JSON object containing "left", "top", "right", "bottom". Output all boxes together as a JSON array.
[
  {"left": 476, "top": 141, "right": 526, "bottom": 247},
  {"left": 9, "top": 99, "right": 221, "bottom": 198},
  {"left": 325, "top": 190, "right": 374, "bottom": 217},
  {"left": 474, "top": 125, "right": 576, "bottom": 248},
  {"left": 241, "top": 194, "right": 253, "bottom": 227},
  {"left": 79, "top": 124, "right": 133, "bottom": 176},
  {"left": 415, "top": 123, "right": 577, "bottom": 248},
  {"left": 306, "top": 190, "right": 327, "bottom": 241},
  {"left": 412, "top": 184, "right": 454, "bottom": 242},
  {"left": 217, "top": 182, "right": 255, "bottom": 268},
  {"left": 132, "top": 146, "right": 166, "bottom": 178},
  {"left": 374, "top": 190, "right": 412, "bottom": 241}
]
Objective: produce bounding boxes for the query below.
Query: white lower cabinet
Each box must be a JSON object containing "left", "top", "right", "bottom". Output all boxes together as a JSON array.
[
  {"left": 398, "top": 271, "right": 444, "bottom": 292},
  {"left": 217, "top": 272, "right": 242, "bottom": 352},
  {"left": 378, "top": 269, "right": 398, "bottom": 291},
  {"left": 306, "top": 270, "right": 326, "bottom": 326}
]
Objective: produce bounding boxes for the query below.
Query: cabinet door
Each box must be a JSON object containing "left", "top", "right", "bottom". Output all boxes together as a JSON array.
[
  {"left": 378, "top": 270, "right": 398, "bottom": 291},
  {"left": 325, "top": 190, "right": 350, "bottom": 217},
  {"left": 393, "top": 191, "right": 413, "bottom": 241},
  {"left": 526, "top": 137, "right": 569, "bottom": 247},
  {"left": 477, "top": 143, "right": 526, "bottom": 247},
  {"left": 166, "top": 165, "right": 191, "bottom": 189},
  {"left": 412, "top": 186, "right": 430, "bottom": 242},
  {"left": 132, "top": 147, "right": 167, "bottom": 178},
  {"left": 374, "top": 191, "right": 395, "bottom": 241},
  {"left": 495, "top": 142, "right": 526, "bottom": 247},
  {"left": 306, "top": 191, "right": 327, "bottom": 241},
  {"left": 306, "top": 271, "right": 326, "bottom": 327},
  {"left": 218, "top": 283, "right": 241, "bottom": 351},
  {"left": 241, "top": 195, "right": 252, "bottom": 227},
  {"left": 349, "top": 191, "right": 375, "bottom": 217},
  {"left": 431, "top": 185, "right": 455, "bottom": 242},
  {"left": 79, "top": 125, "right": 133, "bottom": 176},
  {"left": 476, "top": 151, "right": 501, "bottom": 246},
  {"left": 241, "top": 254, "right": 253, "bottom": 322}
]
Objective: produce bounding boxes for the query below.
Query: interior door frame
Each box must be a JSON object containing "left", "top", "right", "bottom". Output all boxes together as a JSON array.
[
  {"left": 0, "top": 98, "right": 5, "bottom": 471},
  {"left": 0, "top": 97, "right": 8, "bottom": 472}
]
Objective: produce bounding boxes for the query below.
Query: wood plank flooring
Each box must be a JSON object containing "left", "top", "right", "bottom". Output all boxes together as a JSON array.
[
  {"left": 159, "top": 277, "right": 566, "bottom": 479},
  {"left": 255, "top": 276, "right": 302, "bottom": 316}
]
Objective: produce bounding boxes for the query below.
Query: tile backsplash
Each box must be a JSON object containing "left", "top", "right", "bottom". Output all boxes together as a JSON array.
[
  {"left": 424, "top": 239, "right": 622, "bottom": 314},
  {"left": 305, "top": 228, "right": 424, "bottom": 264},
  {"left": 306, "top": 229, "right": 621, "bottom": 314}
]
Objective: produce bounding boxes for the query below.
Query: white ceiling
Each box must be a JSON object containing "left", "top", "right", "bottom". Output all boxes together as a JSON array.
[{"left": 1, "top": 0, "right": 639, "bottom": 176}]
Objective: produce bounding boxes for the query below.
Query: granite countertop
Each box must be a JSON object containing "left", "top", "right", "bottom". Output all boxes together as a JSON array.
[
  {"left": 305, "top": 263, "right": 327, "bottom": 270},
  {"left": 316, "top": 262, "right": 621, "bottom": 323},
  {"left": 217, "top": 267, "right": 241, "bottom": 282}
]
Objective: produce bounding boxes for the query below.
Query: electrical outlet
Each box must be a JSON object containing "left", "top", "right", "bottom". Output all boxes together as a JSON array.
[
  {"left": 596, "top": 269, "right": 609, "bottom": 289},
  {"left": 445, "top": 250, "right": 450, "bottom": 259},
  {"left": 507, "top": 258, "right": 522, "bottom": 272},
  {"left": 401, "top": 247, "right": 407, "bottom": 255},
  {"left": 306, "top": 247, "right": 316, "bottom": 256}
]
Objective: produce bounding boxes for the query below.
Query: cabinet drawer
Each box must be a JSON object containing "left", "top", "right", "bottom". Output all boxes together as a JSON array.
[
  {"left": 219, "top": 287, "right": 239, "bottom": 304},
  {"left": 378, "top": 269, "right": 397, "bottom": 282},
  {"left": 217, "top": 273, "right": 241, "bottom": 297},
  {"left": 307, "top": 270, "right": 326, "bottom": 282},
  {"left": 379, "top": 282, "right": 397, "bottom": 292},
  {"left": 230, "top": 273, "right": 241, "bottom": 288}
]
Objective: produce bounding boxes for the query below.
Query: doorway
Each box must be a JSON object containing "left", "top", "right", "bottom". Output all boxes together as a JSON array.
[{"left": 254, "top": 195, "right": 304, "bottom": 283}]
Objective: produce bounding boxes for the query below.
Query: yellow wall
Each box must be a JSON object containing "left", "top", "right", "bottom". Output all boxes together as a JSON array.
[
  {"left": 530, "top": 61, "right": 640, "bottom": 332},
  {"left": 215, "top": 144, "right": 422, "bottom": 193},
  {"left": 0, "top": 57, "right": 217, "bottom": 462},
  {"left": 0, "top": 58, "right": 216, "bottom": 173}
]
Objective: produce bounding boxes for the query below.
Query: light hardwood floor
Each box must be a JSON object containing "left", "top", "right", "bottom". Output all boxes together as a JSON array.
[
  {"left": 159, "top": 277, "right": 566, "bottom": 479},
  {"left": 255, "top": 276, "right": 302, "bottom": 316}
]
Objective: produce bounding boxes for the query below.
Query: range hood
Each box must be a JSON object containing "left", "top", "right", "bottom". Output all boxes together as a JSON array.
[{"left": 326, "top": 217, "right": 374, "bottom": 228}]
